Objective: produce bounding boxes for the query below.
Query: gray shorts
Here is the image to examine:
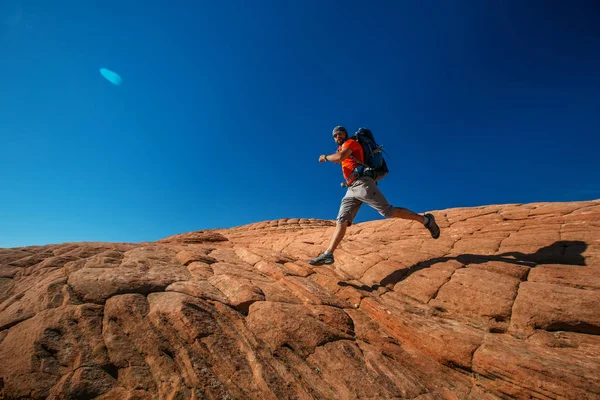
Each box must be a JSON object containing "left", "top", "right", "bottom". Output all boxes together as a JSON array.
[{"left": 336, "top": 177, "right": 394, "bottom": 226}]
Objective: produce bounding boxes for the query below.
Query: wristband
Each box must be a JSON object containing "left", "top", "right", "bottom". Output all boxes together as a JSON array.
[{"left": 324, "top": 155, "right": 328, "bottom": 161}]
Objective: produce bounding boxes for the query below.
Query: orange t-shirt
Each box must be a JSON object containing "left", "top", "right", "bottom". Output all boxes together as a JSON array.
[{"left": 339, "top": 139, "right": 364, "bottom": 183}]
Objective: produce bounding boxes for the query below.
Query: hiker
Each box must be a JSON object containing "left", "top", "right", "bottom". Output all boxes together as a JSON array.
[{"left": 309, "top": 125, "right": 440, "bottom": 266}]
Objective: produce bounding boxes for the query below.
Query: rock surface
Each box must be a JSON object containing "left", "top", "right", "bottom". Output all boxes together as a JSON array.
[{"left": 1, "top": 201, "right": 599, "bottom": 399}]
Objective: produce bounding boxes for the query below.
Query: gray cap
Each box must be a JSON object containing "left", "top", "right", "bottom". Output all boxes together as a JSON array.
[{"left": 332, "top": 125, "right": 347, "bottom": 134}]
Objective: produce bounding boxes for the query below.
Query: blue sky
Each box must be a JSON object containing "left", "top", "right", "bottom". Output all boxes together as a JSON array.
[{"left": 1, "top": 0, "right": 599, "bottom": 248}]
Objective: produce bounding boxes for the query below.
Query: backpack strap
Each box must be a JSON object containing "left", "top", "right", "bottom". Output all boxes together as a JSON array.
[{"left": 348, "top": 154, "right": 368, "bottom": 168}]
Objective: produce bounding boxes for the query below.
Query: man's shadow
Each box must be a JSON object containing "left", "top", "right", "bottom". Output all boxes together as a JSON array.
[{"left": 339, "top": 240, "right": 587, "bottom": 292}]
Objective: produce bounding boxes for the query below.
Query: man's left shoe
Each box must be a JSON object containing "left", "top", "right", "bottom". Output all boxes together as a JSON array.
[
  {"left": 309, "top": 252, "right": 334, "bottom": 265},
  {"left": 424, "top": 213, "right": 440, "bottom": 239}
]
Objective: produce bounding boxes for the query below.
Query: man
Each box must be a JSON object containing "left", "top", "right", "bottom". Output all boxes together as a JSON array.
[{"left": 309, "top": 126, "right": 440, "bottom": 266}]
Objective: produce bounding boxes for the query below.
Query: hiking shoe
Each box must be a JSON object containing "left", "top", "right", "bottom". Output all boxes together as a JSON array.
[
  {"left": 424, "top": 213, "right": 440, "bottom": 239},
  {"left": 309, "top": 252, "right": 334, "bottom": 265}
]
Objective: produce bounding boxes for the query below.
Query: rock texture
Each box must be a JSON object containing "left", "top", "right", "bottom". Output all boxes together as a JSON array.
[{"left": 1, "top": 201, "right": 599, "bottom": 399}]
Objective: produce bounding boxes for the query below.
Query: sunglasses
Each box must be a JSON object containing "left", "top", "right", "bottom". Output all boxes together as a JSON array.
[{"left": 333, "top": 132, "right": 345, "bottom": 138}]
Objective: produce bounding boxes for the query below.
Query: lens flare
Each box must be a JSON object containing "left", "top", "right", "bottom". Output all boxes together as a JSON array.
[{"left": 99, "top": 68, "right": 123, "bottom": 85}]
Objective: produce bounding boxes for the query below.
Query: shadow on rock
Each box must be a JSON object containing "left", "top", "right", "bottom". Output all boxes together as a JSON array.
[{"left": 339, "top": 240, "right": 588, "bottom": 292}]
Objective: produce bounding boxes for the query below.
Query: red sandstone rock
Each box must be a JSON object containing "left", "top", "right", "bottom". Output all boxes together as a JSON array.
[
  {"left": 510, "top": 281, "right": 600, "bottom": 335},
  {"left": 429, "top": 267, "right": 520, "bottom": 330},
  {"left": 159, "top": 231, "right": 229, "bottom": 244},
  {"left": 1, "top": 200, "right": 599, "bottom": 399},
  {"left": 472, "top": 334, "right": 600, "bottom": 399}
]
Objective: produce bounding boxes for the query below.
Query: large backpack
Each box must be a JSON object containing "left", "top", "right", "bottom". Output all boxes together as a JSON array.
[{"left": 348, "top": 127, "right": 389, "bottom": 182}]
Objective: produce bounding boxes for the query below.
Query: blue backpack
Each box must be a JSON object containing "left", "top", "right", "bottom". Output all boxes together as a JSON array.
[{"left": 348, "top": 127, "right": 389, "bottom": 182}]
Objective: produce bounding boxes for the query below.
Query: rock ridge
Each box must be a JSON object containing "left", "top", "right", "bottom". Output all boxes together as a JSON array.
[{"left": 0, "top": 200, "right": 599, "bottom": 399}]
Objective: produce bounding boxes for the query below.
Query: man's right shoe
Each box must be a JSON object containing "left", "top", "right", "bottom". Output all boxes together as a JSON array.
[
  {"left": 424, "top": 213, "right": 440, "bottom": 239},
  {"left": 309, "top": 252, "right": 334, "bottom": 265}
]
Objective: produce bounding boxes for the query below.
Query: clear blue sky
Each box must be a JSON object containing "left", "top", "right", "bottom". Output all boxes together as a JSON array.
[{"left": 1, "top": 1, "right": 599, "bottom": 248}]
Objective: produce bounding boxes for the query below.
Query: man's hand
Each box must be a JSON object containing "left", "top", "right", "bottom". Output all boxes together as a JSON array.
[{"left": 319, "top": 155, "right": 328, "bottom": 163}]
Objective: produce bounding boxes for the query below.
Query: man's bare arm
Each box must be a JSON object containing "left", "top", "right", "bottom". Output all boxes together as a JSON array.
[{"left": 319, "top": 147, "right": 352, "bottom": 163}]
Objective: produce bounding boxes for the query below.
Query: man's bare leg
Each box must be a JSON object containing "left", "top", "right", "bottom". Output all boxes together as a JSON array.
[
  {"left": 309, "top": 221, "right": 348, "bottom": 265},
  {"left": 392, "top": 207, "right": 440, "bottom": 239},
  {"left": 392, "top": 207, "right": 427, "bottom": 224},
  {"left": 310, "top": 208, "right": 440, "bottom": 265},
  {"left": 325, "top": 209, "right": 429, "bottom": 254},
  {"left": 326, "top": 221, "right": 348, "bottom": 253}
]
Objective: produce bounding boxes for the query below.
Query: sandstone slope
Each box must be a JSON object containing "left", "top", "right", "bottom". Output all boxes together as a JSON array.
[{"left": 0, "top": 200, "right": 599, "bottom": 399}]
